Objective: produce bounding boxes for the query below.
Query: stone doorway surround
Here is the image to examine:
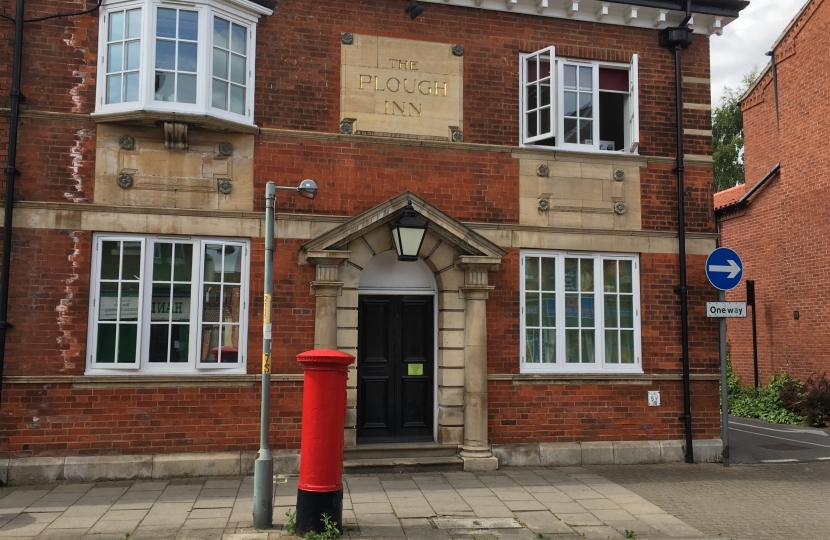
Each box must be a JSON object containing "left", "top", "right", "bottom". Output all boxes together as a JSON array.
[{"left": 299, "top": 192, "right": 506, "bottom": 471}]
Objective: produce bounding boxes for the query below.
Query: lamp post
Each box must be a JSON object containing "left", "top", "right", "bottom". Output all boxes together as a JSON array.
[
  {"left": 253, "top": 179, "right": 318, "bottom": 529},
  {"left": 390, "top": 200, "right": 428, "bottom": 262}
]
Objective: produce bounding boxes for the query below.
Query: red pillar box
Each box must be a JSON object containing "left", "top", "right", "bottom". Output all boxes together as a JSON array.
[{"left": 295, "top": 349, "right": 355, "bottom": 536}]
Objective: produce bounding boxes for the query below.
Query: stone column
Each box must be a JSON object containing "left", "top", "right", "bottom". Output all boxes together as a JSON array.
[
  {"left": 305, "top": 251, "right": 350, "bottom": 350},
  {"left": 457, "top": 256, "right": 501, "bottom": 472}
]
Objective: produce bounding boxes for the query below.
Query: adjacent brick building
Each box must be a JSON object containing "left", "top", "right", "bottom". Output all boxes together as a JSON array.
[
  {"left": 716, "top": 0, "right": 827, "bottom": 386},
  {"left": 0, "top": 0, "right": 746, "bottom": 479}
]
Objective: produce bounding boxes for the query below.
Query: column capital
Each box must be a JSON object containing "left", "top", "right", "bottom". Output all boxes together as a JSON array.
[
  {"left": 457, "top": 255, "right": 501, "bottom": 294},
  {"left": 305, "top": 250, "right": 351, "bottom": 284}
]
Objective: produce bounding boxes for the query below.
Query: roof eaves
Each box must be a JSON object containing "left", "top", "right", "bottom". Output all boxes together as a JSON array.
[
  {"left": 610, "top": 0, "right": 749, "bottom": 18},
  {"left": 714, "top": 163, "right": 781, "bottom": 213}
]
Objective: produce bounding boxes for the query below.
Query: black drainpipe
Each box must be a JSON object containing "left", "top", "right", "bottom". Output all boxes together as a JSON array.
[
  {"left": 764, "top": 51, "right": 780, "bottom": 127},
  {"left": 659, "top": 0, "right": 695, "bottom": 463}
]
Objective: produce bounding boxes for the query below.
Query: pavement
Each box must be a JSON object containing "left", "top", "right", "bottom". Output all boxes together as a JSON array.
[{"left": 726, "top": 415, "right": 830, "bottom": 463}]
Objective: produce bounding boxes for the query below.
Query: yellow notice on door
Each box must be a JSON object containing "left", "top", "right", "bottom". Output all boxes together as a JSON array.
[{"left": 408, "top": 363, "right": 424, "bottom": 376}]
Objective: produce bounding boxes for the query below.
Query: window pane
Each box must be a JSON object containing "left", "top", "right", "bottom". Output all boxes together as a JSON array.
[
  {"left": 526, "top": 85, "right": 538, "bottom": 109},
  {"left": 620, "top": 330, "right": 635, "bottom": 363},
  {"left": 222, "top": 285, "right": 241, "bottom": 322},
  {"left": 212, "top": 79, "right": 228, "bottom": 109},
  {"left": 204, "top": 244, "right": 223, "bottom": 281},
  {"left": 564, "top": 258, "right": 578, "bottom": 291},
  {"left": 155, "top": 40, "right": 175, "bottom": 69},
  {"left": 230, "top": 85, "right": 245, "bottom": 115},
  {"left": 565, "top": 329, "right": 579, "bottom": 363},
  {"left": 213, "top": 49, "right": 228, "bottom": 80},
  {"left": 218, "top": 328, "right": 239, "bottom": 363},
  {"left": 565, "top": 294, "right": 578, "bottom": 327},
  {"left": 564, "top": 118, "right": 577, "bottom": 144},
  {"left": 580, "top": 119, "right": 593, "bottom": 145},
  {"left": 604, "top": 260, "right": 617, "bottom": 292},
  {"left": 581, "top": 295, "right": 594, "bottom": 327},
  {"left": 149, "top": 324, "right": 169, "bottom": 362},
  {"left": 541, "top": 258, "right": 555, "bottom": 291},
  {"left": 564, "top": 91, "right": 577, "bottom": 117},
  {"left": 153, "top": 243, "right": 173, "bottom": 281},
  {"left": 106, "top": 74, "right": 122, "bottom": 104},
  {"left": 605, "top": 330, "right": 619, "bottom": 363},
  {"left": 120, "top": 283, "right": 140, "bottom": 321},
  {"left": 171, "top": 324, "right": 190, "bottom": 362},
  {"left": 109, "top": 11, "right": 124, "bottom": 41},
  {"left": 619, "top": 260, "right": 633, "bottom": 293},
  {"left": 125, "top": 72, "right": 140, "bottom": 102},
  {"left": 541, "top": 293, "right": 555, "bottom": 327},
  {"left": 579, "top": 92, "right": 593, "bottom": 119},
  {"left": 177, "top": 73, "right": 196, "bottom": 103},
  {"left": 525, "top": 328, "right": 540, "bottom": 363},
  {"left": 100, "top": 241, "right": 120, "bottom": 280},
  {"left": 580, "top": 259, "right": 593, "bottom": 291},
  {"left": 173, "top": 244, "right": 193, "bottom": 281},
  {"left": 201, "top": 324, "right": 220, "bottom": 362},
  {"left": 604, "top": 294, "right": 618, "bottom": 328},
  {"left": 117, "top": 323, "right": 138, "bottom": 363},
  {"left": 178, "top": 42, "right": 197, "bottom": 72},
  {"left": 126, "top": 9, "right": 142, "bottom": 39},
  {"left": 525, "top": 292, "right": 539, "bottom": 327},
  {"left": 564, "top": 65, "right": 576, "bottom": 88},
  {"left": 99, "top": 282, "right": 118, "bottom": 321},
  {"left": 540, "top": 83, "right": 550, "bottom": 107},
  {"left": 107, "top": 43, "right": 123, "bottom": 73},
  {"left": 151, "top": 284, "right": 172, "bottom": 321},
  {"left": 525, "top": 257, "right": 539, "bottom": 291},
  {"left": 202, "top": 285, "right": 221, "bottom": 322},
  {"left": 156, "top": 8, "right": 176, "bottom": 38},
  {"left": 214, "top": 17, "right": 229, "bottom": 49},
  {"left": 231, "top": 24, "right": 246, "bottom": 54},
  {"left": 620, "top": 295, "right": 634, "bottom": 328},
  {"left": 178, "top": 10, "right": 198, "bottom": 40},
  {"left": 121, "top": 241, "right": 142, "bottom": 280},
  {"left": 230, "top": 55, "right": 245, "bottom": 85},
  {"left": 172, "top": 284, "right": 191, "bottom": 322},
  {"left": 527, "top": 111, "right": 538, "bottom": 138},
  {"left": 542, "top": 328, "right": 555, "bottom": 363},
  {"left": 97, "top": 324, "right": 116, "bottom": 362},
  {"left": 126, "top": 41, "right": 141, "bottom": 71},
  {"left": 526, "top": 59, "right": 538, "bottom": 83},
  {"left": 579, "top": 66, "right": 592, "bottom": 90},
  {"left": 155, "top": 72, "right": 174, "bottom": 101},
  {"left": 540, "top": 106, "right": 550, "bottom": 136},
  {"left": 581, "top": 330, "right": 595, "bottom": 363}
]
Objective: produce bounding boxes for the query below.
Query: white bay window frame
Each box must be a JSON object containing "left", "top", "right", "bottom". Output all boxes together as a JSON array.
[
  {"left": 95, "top": 0, "right": 269, "bottom": 126},
  {"left": 519, "top": 49, "right": 640, "bottom": 153},
  {"left": 520, "top": 250, "right": 642, "bottom": 374},
  {"left": 86, "top": 234, "right": 251, "bottom": 375}
]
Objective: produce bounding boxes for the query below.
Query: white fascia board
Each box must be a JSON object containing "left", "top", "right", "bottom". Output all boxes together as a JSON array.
[{"left": 418, "top": 0, "right": 735, "bottom": 35}]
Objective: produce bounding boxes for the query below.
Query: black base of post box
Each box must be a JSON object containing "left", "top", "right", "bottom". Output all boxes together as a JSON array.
[{"left": 295, "top": 489, "right": 343, "bottom": 536}]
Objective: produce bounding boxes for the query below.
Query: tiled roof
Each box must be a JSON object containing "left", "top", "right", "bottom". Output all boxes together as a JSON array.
[{"left": 714, "top": 183, "right": 746, "bottom": 210}]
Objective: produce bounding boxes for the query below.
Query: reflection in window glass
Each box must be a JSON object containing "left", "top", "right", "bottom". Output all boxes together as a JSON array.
[
  {"left": 200, "top": 243, "right": 241, "bottom": 363},
  {"left": 106, "top": 8, "right": 142, "bottom": 104},
  {"left": 96, "top": 240, "right": 143, "bottom": 364},
  {"left": 155, "top": 8, "right": 198, "bottom": 104},
  {"left": 212, "top": 16, "right": 247, "bottom": 115}
]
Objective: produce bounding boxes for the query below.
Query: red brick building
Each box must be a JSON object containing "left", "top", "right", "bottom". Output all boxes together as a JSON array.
[
  {"left": 0, "top": 0, "right": 745, "bottom": 481},
  {"left": 716, "top": 0, "right": 827, "bottom": 386}
]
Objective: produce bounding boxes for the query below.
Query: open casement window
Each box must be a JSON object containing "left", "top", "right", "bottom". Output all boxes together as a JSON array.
[
  {"left": 520, "top": 48, "right": 639, "bottom": 154},
  {"left": 95, "top": 0, "right": 270, "bottom": 126},
  {"left": 521, "top": 47, "right": 556, "bottom": 145},
  {"left": 88, "top": 234, "right": 249, "bottom": 375},
  {"left": 520, "top": 251, "right": 642, "bottom": 374}
]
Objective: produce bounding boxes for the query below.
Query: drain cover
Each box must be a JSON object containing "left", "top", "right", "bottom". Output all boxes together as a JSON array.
[
  {"left": 433, "top": 518, "right": 521, "bottom": 530},
  {"left": 758, "top": 443, "right": 810, "bottom": 452}
]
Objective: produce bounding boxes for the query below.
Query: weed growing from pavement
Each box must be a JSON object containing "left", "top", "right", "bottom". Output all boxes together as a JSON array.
[
  {"left": 624, "top": 530, "right": 637, "bottom": 539},
  {"left": 284, "top": 509, "right": 297, "bottom": 535},
  {"left": 304, "top": 513, "right": 341, "bottom": 540}
]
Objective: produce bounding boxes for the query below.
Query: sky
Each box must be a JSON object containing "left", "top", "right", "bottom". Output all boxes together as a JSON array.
[{"left": 709, "top": 0, "right": 807, "bottom": 107}]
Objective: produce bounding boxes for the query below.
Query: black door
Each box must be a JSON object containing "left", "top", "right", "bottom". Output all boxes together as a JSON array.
[{"left": 357, "top": 295, "right": 434, "bottom": 442}]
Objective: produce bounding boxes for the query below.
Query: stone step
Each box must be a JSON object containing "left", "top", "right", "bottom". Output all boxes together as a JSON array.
[
  {"left": 343, "top": 456, "right": 463, "bottom": 473},
  {"left": 344, "top": 442, "right": 459, "bottom": 460}
]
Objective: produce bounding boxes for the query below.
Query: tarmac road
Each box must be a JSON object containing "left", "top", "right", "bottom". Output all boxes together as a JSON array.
[{"left": 727, "top": 414, "right": 830, "bottom": 463}]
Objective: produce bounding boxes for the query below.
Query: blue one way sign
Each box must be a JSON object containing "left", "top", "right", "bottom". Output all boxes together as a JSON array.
[{"left": 706, "top": 247, "right": 743, "bottom": 291}]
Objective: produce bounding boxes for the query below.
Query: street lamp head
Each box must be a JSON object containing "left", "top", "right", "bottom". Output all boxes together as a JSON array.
[
  {"left": 298, "top": 179, "right": 318, "bottom": 200},
  {"left": 390, "top": 200, "right": 428, "bottom": 262}
]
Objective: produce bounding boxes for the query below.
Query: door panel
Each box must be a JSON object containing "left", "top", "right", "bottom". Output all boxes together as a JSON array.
[{"left": 357, "top": 295, "right": 433, "bottom": 442}]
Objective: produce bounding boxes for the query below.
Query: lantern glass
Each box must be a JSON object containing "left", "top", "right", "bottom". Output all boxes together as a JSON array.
[{"left": 390, "top": 201, "right": 427, "bottom": 262}]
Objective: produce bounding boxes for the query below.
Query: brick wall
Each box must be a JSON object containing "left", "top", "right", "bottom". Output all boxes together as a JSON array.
[{"left": 724, "top": 0, "right": 830, "bottom": 384}]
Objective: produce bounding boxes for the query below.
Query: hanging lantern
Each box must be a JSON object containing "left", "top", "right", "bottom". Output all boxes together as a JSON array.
[{"left": 390, "top": 200, "right": 428, "bottom": 262}]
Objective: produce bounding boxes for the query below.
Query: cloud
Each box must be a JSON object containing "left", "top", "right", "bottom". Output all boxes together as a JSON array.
[{"left": 710, "top": 0, "right": 807, "bottom": 107}]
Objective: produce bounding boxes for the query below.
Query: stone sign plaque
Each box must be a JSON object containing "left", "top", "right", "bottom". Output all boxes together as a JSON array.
[{"left": 341, "top": 34, "right": 463, "bottom": 140}]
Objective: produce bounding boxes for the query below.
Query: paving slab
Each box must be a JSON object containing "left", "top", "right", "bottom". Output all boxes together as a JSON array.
[{"left": 513, "top": 511, "right": 572, "bottom": 534}]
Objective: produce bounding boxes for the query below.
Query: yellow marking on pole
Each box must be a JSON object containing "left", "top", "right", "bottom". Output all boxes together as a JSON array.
[
  {"left": 262, "top": 353, "right": 271, "bottom": 374},
  {"left": 264, "top": 293, "right": 272, "bottom": 324}
]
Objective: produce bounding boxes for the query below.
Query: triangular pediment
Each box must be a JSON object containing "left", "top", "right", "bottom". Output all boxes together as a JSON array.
[{"left": 300, "top": 192, "right": 507, "bottom": 259}]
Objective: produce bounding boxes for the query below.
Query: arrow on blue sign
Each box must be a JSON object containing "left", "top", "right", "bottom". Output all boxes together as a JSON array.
[{"left": 705, "top": 248, "right": 743, "bottom": 291}]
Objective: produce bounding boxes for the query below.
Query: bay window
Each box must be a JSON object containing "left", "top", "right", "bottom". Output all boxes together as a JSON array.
[
  {"left": 521, "top": 251, "right": 642, "bottom": 373},
  {"left": 520, "top": 47, "right": 640, "bottom": 153},
  {"left": 95, "top": 0, "right": 271, "bottom": 126},
  {"left": 87, "top": 234, "right": 250, "bottom": 375}
]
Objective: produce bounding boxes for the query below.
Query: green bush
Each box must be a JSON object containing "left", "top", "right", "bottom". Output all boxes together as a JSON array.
[{"left": 727, "top": 363, "right": 802, "bottom": 425}]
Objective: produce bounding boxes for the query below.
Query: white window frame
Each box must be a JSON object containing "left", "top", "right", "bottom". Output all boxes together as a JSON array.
[
  {"left": 87, "top": 233, "right": 251, "bottom": 375},
  {"left": 519, "top": 49, "right": 640, "bottom": 154},
  {"left": 95, "top": 0, "right": 268, "bottom": 127},
  {"left": 519, "top": 250, "right": 643, "bottom": 374}
]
